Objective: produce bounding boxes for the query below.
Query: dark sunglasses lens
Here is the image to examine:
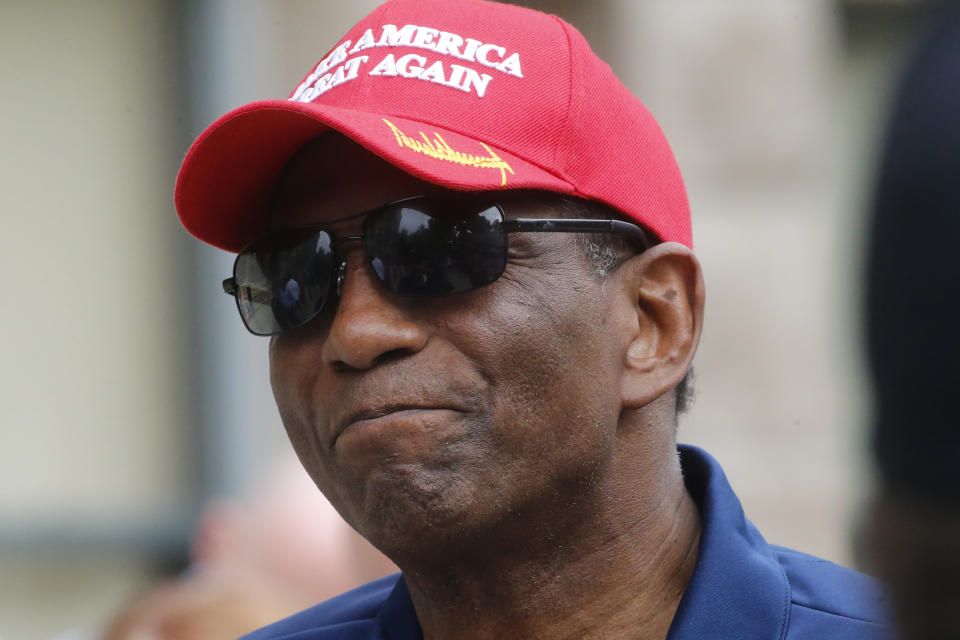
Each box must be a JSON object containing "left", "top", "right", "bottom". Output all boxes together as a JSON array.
[
  {"left": 233, "top": 230, "right": 334, "bottom": 335},
  {"left": 365, "top": 201, "right": 507, "bottom": 296}
]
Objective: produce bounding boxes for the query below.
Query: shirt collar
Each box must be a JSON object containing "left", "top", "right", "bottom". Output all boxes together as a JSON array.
[
  {"left": 376, "top": 575, "right": 423, "bottom": 640},
  {"left": 667, "top": 444, "right": 790, "bottom": 640}
]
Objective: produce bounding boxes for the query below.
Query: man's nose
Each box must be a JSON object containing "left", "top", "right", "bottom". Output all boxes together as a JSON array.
[{"left": 321, "top": 255, "right": 428, "bottom": 370}]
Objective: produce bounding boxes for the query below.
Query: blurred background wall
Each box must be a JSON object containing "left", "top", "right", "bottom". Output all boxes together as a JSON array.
[{"left": 0, "top": 1, "right": 934, "bottom": 637}]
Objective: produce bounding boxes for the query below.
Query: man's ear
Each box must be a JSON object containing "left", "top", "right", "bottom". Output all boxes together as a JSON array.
[{"left": 614, "top": 242, "right": 705, "bottom": 408}]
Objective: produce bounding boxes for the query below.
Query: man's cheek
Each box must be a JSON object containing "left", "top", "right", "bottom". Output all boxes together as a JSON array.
[
  {"left": 272, "top": 371, "right": 327, "bottom": 468},
  {"left": 271, "top": 349, "right": 321, "bottom": 424}
]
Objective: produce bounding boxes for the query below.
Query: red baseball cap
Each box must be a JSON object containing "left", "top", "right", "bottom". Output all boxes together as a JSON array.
[{"left": 175, "top": 0, "right": 691, "bottom": 252}]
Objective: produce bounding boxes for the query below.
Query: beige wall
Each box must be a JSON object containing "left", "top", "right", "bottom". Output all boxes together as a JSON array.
[{"left": 628, "top": 0, "right": 862, "bottom": 564}]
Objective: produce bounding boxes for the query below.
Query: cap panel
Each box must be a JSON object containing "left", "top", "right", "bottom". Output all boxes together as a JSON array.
[
  {"left": 557, "top": 21, "right": 692, "bottom": 247},
  {"left": 291, "top": 0, "right": 571, "bottom": 174}
]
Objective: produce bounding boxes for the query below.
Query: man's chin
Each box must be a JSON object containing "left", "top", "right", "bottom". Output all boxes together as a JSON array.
[{"left": 342, "top": 467, "right": 490, "bottom": 561}]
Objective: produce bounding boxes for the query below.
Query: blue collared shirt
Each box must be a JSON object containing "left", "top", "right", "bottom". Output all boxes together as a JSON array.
[{"left": 242, "top": 446, "right": 893, "bottom": 639}]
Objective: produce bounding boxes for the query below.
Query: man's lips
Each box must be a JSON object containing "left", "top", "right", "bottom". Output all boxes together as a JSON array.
[{"left": 331, "top": 404, "right": 462, "bottom": 447}]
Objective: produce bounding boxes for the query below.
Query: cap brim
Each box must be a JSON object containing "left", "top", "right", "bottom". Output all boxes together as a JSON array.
[{"left": 175, "top": 100, "right": 573, "bottom": 252}]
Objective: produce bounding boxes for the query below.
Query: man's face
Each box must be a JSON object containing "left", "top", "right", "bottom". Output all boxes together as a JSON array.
[{"left": 268, "top": 134, "right": 633, "bottom": 560}]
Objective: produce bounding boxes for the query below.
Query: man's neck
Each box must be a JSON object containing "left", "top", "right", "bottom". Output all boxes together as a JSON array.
[{"left": 399, "top": 441, "right": 702, "bottom": 640}]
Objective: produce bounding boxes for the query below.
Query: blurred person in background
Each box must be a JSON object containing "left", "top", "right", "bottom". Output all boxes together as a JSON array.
[
  {"left": 99, "top": 454, "right": 395, "bottom": 640},
  {"left": 174, "top": 0, "right": 893, "bottom": 638},
  {"left": 864, "top": 4, "right": 960, "bottom": 639}
]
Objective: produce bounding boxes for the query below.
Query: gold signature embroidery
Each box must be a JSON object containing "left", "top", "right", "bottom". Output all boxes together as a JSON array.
[{"left": 382, "top": 118, "right": 515, "bottom": 186}]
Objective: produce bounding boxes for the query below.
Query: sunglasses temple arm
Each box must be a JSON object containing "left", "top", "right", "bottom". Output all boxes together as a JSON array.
[
  {"left": 608, "top": 220, "right": 653, "bottom": 247},
  {"left": 222, "top": 277, "right": 237, "bottom": 295}
]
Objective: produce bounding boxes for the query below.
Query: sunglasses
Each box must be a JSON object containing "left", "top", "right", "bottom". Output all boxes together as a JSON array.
[{"left": 223, "top": 195, "right": 652, "bottom": 336}]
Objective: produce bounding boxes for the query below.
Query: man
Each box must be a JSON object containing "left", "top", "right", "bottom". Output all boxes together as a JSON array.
[{"left": 175, "top": 1, "right": 891, "bottom": 638}]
